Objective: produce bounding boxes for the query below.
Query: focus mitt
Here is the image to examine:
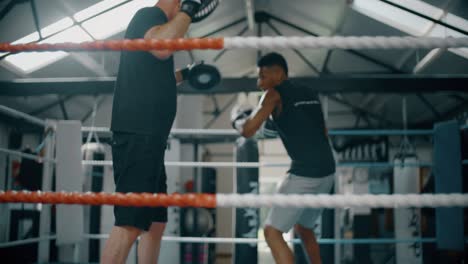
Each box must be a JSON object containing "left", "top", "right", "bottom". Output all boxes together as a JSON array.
[
  {"left": 180, "top": 0, "right": 219, "bottom": 23},
  {"left": 180, "top": 61, "right": 203, "bottom": 81}
]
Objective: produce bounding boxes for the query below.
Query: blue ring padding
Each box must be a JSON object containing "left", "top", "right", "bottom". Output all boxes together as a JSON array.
[
  {"left": 328, "top": 129, "right": 434, "bottom": 136},
  {"left": 461, "top": 124, "right": 468, "bottom": 130},
  {"left": 462, "top": 160, "right": 468, "bottom": 165},
  {"left": 337, "top": 162, "right": 433, "bottom": 168}
]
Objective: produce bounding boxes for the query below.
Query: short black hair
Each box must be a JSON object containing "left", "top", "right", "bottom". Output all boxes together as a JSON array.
[{"left": 257, "top": 52, "right": 288, "bottom": 76}]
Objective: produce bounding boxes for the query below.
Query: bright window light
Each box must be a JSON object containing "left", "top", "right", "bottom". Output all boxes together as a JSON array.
[
  {"left": 445, "top": 13, "right": 468, "bottom": 32},
  {"left": 12, "top": 32, "right": 40, "bottom": 44},
  {"left": 41, "top": 17, "right": 74, "bottom": 38},
  {"left": 2, "top": 0, "right": 157, "bottom": 74},
  {"left": 352, "top": 0, "right": 468, "bottom": 61},
  {"left": 0, "top": 33, "right": 39, "bottom": 57},
  {"left": 4, "top": 52, "right": 68, "bottom": 75},
  {"left": 4, "top": 26, "right": 92, "bottom": 74},
  {"left": 352, "top": 0, "right": 431, "bottom": 36},
  {"left": 74, "top": 0, "right": 128, "bottom": 22},
  {"left": 428, "top": 25, "right": 468, "bottom": 60},
  {"left": 81, "top": 0, "right": 155, "bottom": 40},
  {"left": 389, "top": 0, "right": 442, "bottom": 20},
  {"left": 43, "top": 24, "right": 93, "bottom": 44}
]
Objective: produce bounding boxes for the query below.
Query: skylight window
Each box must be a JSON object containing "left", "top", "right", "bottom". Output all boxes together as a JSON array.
[
  {"left": 1, "top": 0, "right": 156, "bottom": 74},
  {"left": 352, "top": 0, "right": 468, "bottom": 61},
  {"left": 352, "top": 0, "right": 433, "bottom": 36},
  {"left": 4, "top": 26, "right": 92, "bottom": 74},
  {"left": 74, "top": 0, "right": 128, "bottom": 22},
  {"left": 41, "top": 17, "right": 74, "bottom": 38},
  {"left": 81, "top": 0, "right": 155, "bottom": 40}
]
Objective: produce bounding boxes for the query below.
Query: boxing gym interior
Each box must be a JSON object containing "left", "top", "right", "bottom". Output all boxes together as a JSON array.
[{"left": 0, "top": 0, "right": 467, "bottom": 263}]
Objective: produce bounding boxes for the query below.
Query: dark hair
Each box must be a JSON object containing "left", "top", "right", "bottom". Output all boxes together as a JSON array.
[{"left": 257, "top": 52, "right": 288, "bottom": 76}]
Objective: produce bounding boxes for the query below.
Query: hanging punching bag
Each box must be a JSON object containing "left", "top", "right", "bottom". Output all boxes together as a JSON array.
[
  {"left": 81, "top": 142, "right": 113, "bottom": 263},
  {"left": 393, "top": 155, "right": 422, "bottom": 264},
  {"left": 234, "top": 137, "right": 259, "bottom": 264}
]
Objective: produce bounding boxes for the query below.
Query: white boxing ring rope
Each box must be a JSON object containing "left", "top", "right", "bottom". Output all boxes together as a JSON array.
[
  {"left": 0, "top": 36, "right": 467, "bottom": 262},
  {"left": 223, "top": 36, "right": 468, "bottom": 49},
  {"left": 82, "top": 127, "right": 239, "bottom": 136},
  {"left": 82, "top": 160, "right": 433, "bottom": 168},
  {"left": 214, "top": 194, "right": 468, "bottom": 208},
  {"left": 81, "top": 127, "right": 436, "bottom": 136},
  {"left": 0, "top": 147, "right": 56, "bottom": 163},
  {"left": 83, "top": 160, "right": 271, "bottom": 168},
  {"left": 0, "top": 235, "right": 57, "bottom": 248},
  {"left": 0, "top": 105, "right": 47, "bottom": 128},
  {"left": 3, "top": 234, "right": 455, "bottom": 249},
  {"left": 82, "top": 234, "right": 441, "bottom": 245}
]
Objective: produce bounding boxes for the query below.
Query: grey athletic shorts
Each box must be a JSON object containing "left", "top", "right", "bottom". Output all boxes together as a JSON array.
[{"left": 264, "top": 173, "right": 334, "bottom": 233}]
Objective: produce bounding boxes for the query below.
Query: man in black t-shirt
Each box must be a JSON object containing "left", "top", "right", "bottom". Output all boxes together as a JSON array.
[
  {"left": 232, "top": 53, "right": 336, "bottom": 264},
  {"left": 102, "top": 1, "right": 206, "bottom": 263}
]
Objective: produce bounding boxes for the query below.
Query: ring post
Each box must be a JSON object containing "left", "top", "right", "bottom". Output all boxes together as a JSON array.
[
  {"left": 433, "top": 120, "right": 464, "bottom": 251},
  {"left": 38, "top": 120, "right": 56, "bottom": 262}
]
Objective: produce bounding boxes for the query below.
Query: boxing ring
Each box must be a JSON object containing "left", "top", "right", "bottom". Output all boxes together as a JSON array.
[{"left": 0, "top": 35, "right": 468, "bottom": 263}]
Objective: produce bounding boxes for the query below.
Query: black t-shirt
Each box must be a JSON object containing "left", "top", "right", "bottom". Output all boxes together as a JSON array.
[
  {"left": 111, "top": 7, "right": 176, "bottom": 139},
  {"left": 272, "top": 80, "right": 336, "bottom": 177}
]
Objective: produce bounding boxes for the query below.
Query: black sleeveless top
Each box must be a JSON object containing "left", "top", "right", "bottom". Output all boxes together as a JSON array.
[{"left": 272, "top": 80, "right": 336, "bottom": 177}]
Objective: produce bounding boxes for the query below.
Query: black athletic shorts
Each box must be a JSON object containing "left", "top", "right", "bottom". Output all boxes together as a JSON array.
[{"left": 111, "top": 132, "right": 168, "bottom": 231}]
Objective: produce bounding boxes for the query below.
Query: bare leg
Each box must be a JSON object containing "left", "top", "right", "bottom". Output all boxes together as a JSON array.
[
  {"left": 294, "top": 224, "right": 321, "bottom": 264},
  {"left": 138, "top": 222, "right": 166, "bottom": 264},
  {"left": 101, "top": 225, "right": 141, "bottom": 264},
  {"left": 264, "top": 225, "right": 294, "bottom": 264}
]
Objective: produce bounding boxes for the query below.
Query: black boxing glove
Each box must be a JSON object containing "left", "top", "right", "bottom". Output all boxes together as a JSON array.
[{"left": 180, "top": 0, "right": 202, "bottom": 20}]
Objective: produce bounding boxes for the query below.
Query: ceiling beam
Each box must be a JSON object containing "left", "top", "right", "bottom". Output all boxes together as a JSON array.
[
  {"left": 244, "top": 0, "right": 255, "bottom": 31},
  {"left": 415, "top": 100, "right": 468, "bottom": 128},
  {"left": 29, "top": 94, "right": 75, "bottom": 115},
  {"left": 327, "top": 94, "right": 396, "bottom": 127},
  {"left": 417, "top": 93, "right": 442, "bottom": 119},
  {"left": 2, "top": 75, "right": 468, "bottom": 96},
  {"left": 266, "top": 21, "right": 320, "bottom": 75},
  {"left": 81, "top": 95, "right": 107, "bottom": 123},
  {"left": 200, "top": 17, "right": 246, "bottom": 38},
  {"left": 0, "top": 0, "right": 19, "bottom": 22},
  {"left": 412, "top": 48, "right": 445, "bottom": 73},
  {"left": 0, "top": 111, "right": 43, "bottom": 133},
  {"left": 58, "top": 96, "right": 69, "bottom": 120},
  {"left": 59, "top": 1, "right": 110, "bottom": 77},
  {"left": 267, "top": 12, "right": 405, "bottom": 73},
  {"left": 29, "top": 0, "right": 42, "bottom": 39}
]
